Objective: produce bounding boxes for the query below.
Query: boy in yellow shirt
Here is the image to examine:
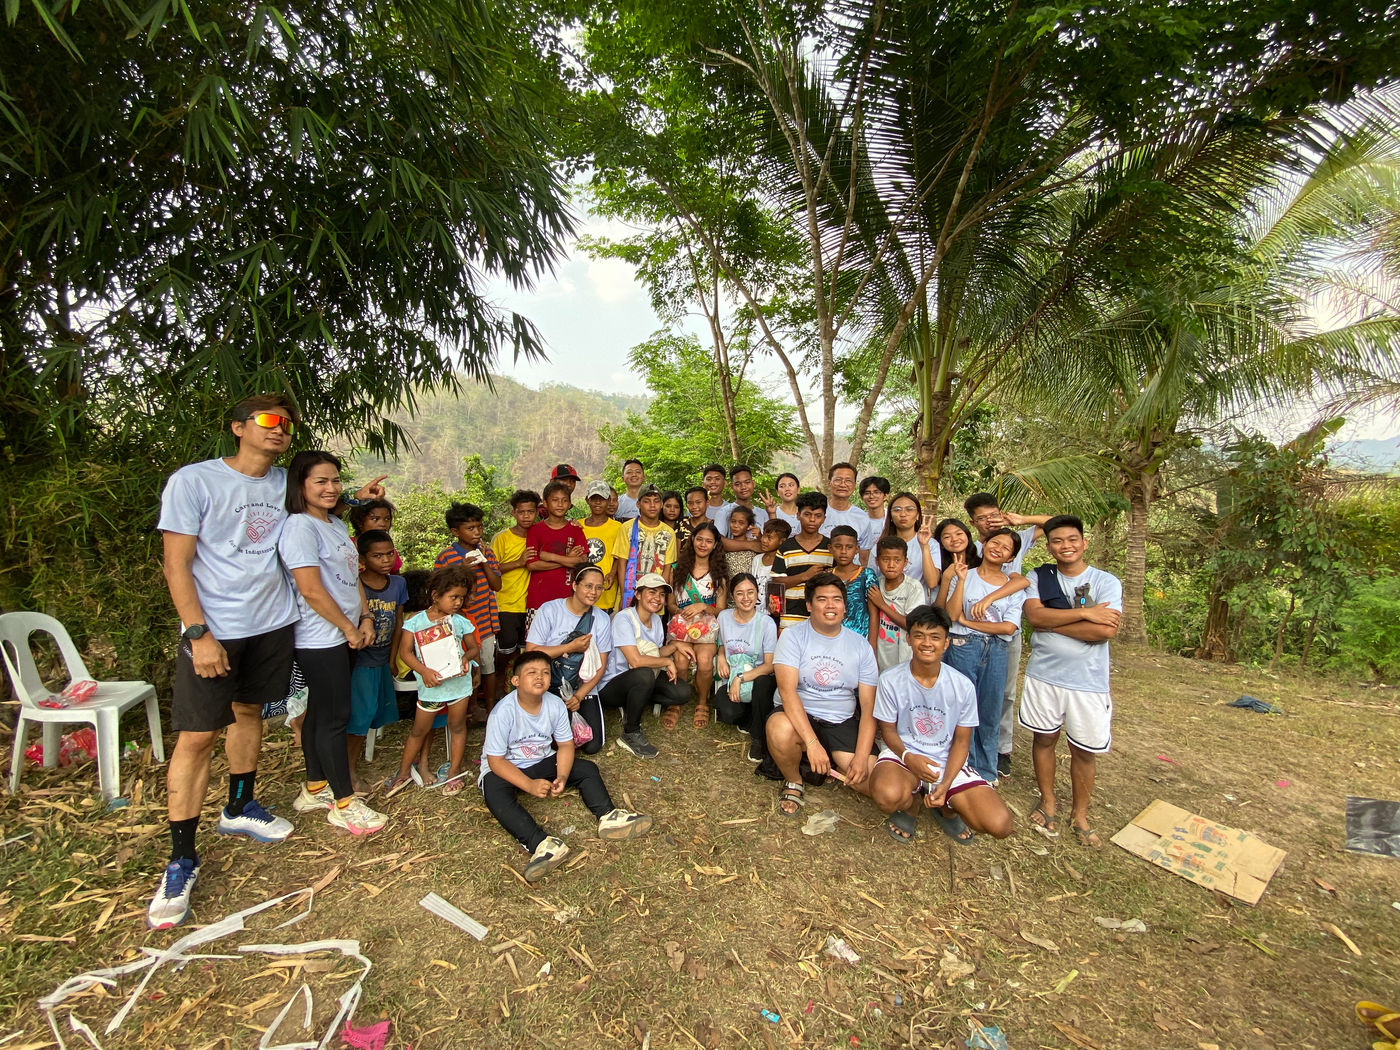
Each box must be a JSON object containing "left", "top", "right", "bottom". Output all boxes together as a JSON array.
[{"left": 491, "top": 489, "right": 539, "bottom": 700}]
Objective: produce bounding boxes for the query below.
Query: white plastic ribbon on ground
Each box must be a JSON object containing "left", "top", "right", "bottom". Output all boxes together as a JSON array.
[{"left": 36, "top": 884, "right": 370, "bottom": 1050}]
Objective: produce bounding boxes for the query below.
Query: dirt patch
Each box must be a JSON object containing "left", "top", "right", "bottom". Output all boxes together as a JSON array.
[{"left": 2, "top": 648, "right": 1397, "bottom": 1049}]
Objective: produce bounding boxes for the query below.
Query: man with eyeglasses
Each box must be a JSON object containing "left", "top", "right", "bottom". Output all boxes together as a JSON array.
[
  {"left": 963, "top": 492, "right": 1050, "bottom": 783},
  {"left": 148, "top": 394, "right": 384, "bottom": 929}
]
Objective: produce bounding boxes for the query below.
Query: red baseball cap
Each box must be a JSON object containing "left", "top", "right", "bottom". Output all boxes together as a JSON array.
[{"left": 550, "top": 463, "right": 581, "bottom": 481}]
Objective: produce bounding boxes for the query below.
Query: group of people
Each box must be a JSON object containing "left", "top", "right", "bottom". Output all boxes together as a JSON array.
[{"left": 146, "top": 393, "right": 1122, "bottom": 930}]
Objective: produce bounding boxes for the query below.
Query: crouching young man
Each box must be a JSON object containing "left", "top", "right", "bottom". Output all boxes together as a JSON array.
[{"left": 867, "top": 605, "right": 1014, "bottom": 846}]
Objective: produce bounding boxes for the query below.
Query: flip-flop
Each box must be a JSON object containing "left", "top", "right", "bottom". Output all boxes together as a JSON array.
[
  {"left": 442, "top": 778, "right": 465, "bottom": 796},
  {"left": 382, "top": 775, "right": 412, "bottom": 799},
  {"left": 934, "top": 808, "right": 976, "bottom": 845},
  {"left": 1029, "top": 804, "right": 1060, "bottom": 838},
  {"left": 777, "top": 782, "right": 805, "bottom": 818},
  {"left": 1071, "top": 822, "right": 1102, "bottom": 848},
  {"left": 885, "top": 811, "right": 916, "bottom": 844},
  {"left": 1357, "top": 1003, "right": 1400, "bottom": 1042}
]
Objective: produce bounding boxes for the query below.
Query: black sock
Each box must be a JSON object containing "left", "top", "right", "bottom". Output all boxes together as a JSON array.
[
  {"left": 170, "top": 817, "right": 199, "bottom": 863},
  {"left": 226, "top": 770, "right": 255, "bottom": 817}
]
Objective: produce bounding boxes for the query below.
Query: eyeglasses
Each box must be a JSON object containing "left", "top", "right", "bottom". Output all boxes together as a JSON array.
[{"left": 247, "top": 412, "right": 295, "bottom": 433}]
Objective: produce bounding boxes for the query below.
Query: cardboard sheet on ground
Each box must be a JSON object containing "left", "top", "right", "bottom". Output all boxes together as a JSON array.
[
  {"left": 1345, "top": 796, "right": 1400, "bottom": 859},
  {"left": 1111, "top": 799, "right": 1286, "bottom": 905}
]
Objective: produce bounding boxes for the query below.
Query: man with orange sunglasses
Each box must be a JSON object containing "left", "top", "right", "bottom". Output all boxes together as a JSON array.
[{"left": 148, "top": 394, "right": 384, "bottom": 929}]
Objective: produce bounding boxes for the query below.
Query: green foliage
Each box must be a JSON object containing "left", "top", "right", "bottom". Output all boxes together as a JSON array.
[
  {"left": 1330, "top": 573, "right": 1400, "bottom": 681},
  {"left": 387, "top": 455, "right": 519, "bottom": 572},
  {"left": 597, "top": 332, "right": 802, "bottom": 492}
]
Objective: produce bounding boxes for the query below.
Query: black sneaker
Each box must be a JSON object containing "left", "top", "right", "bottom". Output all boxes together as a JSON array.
[
  {"left": 746, "top": 739, "right": 764, "bottom": 763},
  {"left": 618, "top": 730, "right": 659, "bottom": 760},
  {"left": 997, "top": 752, "right": 1012, "bottom": 779}
]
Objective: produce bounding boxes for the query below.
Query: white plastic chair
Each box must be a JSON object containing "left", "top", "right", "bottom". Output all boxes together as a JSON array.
[{"left": 2, "top": 612, "right": 165, "bottom": 801}]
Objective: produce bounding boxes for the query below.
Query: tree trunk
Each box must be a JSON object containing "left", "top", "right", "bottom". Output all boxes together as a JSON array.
[
  {"left": 1120, "top": 478, "right": 1150, "bottom": 645},
  {"left": 1300, "top": 609, "right": 1321, "bottom": 668},
  {"left": 1198, "top": 590, "right": 1231, "bottom": 661},
  {"left": 1268, "top": 592, "right": 1296, "bottom": 672},
  {"left": 914, "top": 388, "right": 952, "bottom": 518}
]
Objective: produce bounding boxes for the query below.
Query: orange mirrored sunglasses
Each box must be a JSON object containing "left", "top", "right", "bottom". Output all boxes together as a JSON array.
[{"left": 246, "top": 412, "right": 295, "bottom": 433}]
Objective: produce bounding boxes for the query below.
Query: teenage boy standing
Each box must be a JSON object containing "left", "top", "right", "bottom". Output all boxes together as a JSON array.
[
  {"left": 612, "top": 483, "right": 679, "bottom": 608},
  {"left": 1019, "top": 516, "right": 1121, "bottom": 847},
  {"left": 964, "top": 491, "right": 1051, "bottom": 780},
  {"left": 701, "top": 464, "right": 729, "bottom": 522},
  {"left": 718, "top": 463, "right": 770, "bottom": 555},
  {"left": 150, "top": 394, "right": 381, "bottom": 929},
  {"left": 615, "top": 459, "right": 645, "bottom": 521},
  {"left": 581, "top": 481, "right": 623, "bottom": 611}
]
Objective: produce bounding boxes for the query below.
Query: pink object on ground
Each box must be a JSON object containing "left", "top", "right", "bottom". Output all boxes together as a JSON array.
[{"left": 340, "top": 1020, "right": 391, "bottom": 1050}]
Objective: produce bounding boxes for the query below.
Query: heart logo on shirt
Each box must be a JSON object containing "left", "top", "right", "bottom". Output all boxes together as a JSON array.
[
  {"left": 912, "top": 708, "right": 943, "bottom": 738},
  {"left": 245, "top": 513, "right": 276, "bottom": 544}
]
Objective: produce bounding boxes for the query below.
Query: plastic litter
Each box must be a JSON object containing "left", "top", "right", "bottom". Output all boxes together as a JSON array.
[
  {"left": 823, "top": 934, "right": 860, "bottom": 964},
  {"left": 340, "top": 1020, "right": 391, "bottom": 1050},
  {"left": 650, "top": 776, "right": 662, "bottom": 783},
  {"left": 894, "top": 995, "right": 904, "bottom": 1006},
  {"left": 553, "top": 906, "right": 580, "bottom": 924},
  {"left": 1094, "top": 916, "right": 1148, "bottom": 933},
  {"left": 801, "top": 809, "right": 841, "bottom": 836},
  {"left": 760, "top": 1009, "right": 781, "bottom": 1023},
  {"left": 25, "top": 728, "right": 99, "bottom": 767},
  {"left": 1228, "top": 694, "right": 1280, "bottom": 714},
  {"left": 37, "top": 679, "right": 98, "bottom": 709},
  {"left": 965, "top": 1021, "right": 1009, "bottom": 1050},
  {"left": 419, "top": 893, "right": 488, "bottom": 940}
]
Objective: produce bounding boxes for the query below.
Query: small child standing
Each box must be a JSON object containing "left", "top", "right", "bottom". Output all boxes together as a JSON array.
[
  {"left": 724, "top": 505, "right": 757, "bottom": 579},
  {"left": 388, "top": 564, "right": 480, "bottom": 797},
  {"left": 867, "top": 535, "right": 929, "bottom": 670},
  {"left": 349, "top": 499, "right": 402, "bottom": 573},
  {"left": 751, "top": 518, "right": 791, "bottom": 625},
  {"left": 348, "top": 530, "right": 408, "bottom": 793},
  {"left": 480, "top": 650, "right": 653, "bottom": 882},
  {"left": 829, "top": 525, "right": 880, "bottom": 650},
  {"left": 435, "top": 503, "right": 502, "bottom": 714},
  {"left": 492, "top": 490, "right": 540, "bottom": 698}
]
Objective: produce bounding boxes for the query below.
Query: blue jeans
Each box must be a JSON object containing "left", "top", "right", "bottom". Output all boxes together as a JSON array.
[{"left": 943, "top": 632, "right": 1009, "bottom": 781}]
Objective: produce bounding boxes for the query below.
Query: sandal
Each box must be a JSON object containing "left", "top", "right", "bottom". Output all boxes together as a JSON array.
[
  {"left": 777, "top": 782, "right": 805, "bottom": 818},
  {"left": 692, "top": 703, "right": 711, "bottom": 729},
  {"left": 934, "top": 808, "right": 976, "bottom": 845},
  {"left": 885, "top": 811, "right": 916, "bottom": 844},
  {"left": 382, "top": 775, "right": 412, "bottom": 799},
  {"left": 1357, "top": 1003, "right": 1400, "bottom": 1043},
  {"left": 442, "top": 777, "right": 465, "bottom": 797},
  {"left": 1029, "top": 804, "right": 1060, "bottom": 838},
  {"left": 660, "top": 705, "right": 682, "bottom": 731},
  {"left": 1071, "top": 821, "right": 1102, "bottom": 848}
]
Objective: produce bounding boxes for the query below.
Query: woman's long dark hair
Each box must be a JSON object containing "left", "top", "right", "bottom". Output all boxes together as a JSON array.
[
  {"left": 934, "top": 518, "right": 982, "bottom": 570},
  {"left": 673, "top": 522, "right": 727, "bottom": 604},
  {"left": 285, "top": 450, "right": 342, "bottom": 514},
  {"left": 883, "top": 490, "right": 922, "bottom": 538}
]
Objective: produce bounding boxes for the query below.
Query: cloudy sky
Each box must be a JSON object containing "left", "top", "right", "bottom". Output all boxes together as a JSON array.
[{"left": 487, "top": 208, "right": 1400, "bottom": 445}]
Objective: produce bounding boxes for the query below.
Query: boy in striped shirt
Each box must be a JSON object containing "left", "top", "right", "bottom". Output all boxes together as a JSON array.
[{"left": 435, "top": 502, "right": 502, "bottom": 712}]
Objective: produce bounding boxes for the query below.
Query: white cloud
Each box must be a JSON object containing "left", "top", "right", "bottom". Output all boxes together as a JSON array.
[{"left": 587, "top": 257, "right": 640, "bottom": 305}]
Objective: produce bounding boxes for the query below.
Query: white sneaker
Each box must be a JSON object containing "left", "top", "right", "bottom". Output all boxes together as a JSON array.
[
  {"left": 292, "top": 784, "right": 335, "bottom": 813},
  {"left": 524, "top": 836, "right": 570, "bottom": 882},
  {"left": 146, "top": 857, "right": 200, "bottom": 929},
  {"left": 217, "top": 800, "right": 293, "bottom": 843},
  {"left": 598, "top": 809, "right": 653, "bottom": 841},
  {"left": 326, "top": 797, "right": 387, "bottom": 835}
]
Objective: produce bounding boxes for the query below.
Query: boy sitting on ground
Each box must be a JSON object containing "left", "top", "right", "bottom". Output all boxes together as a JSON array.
[
  {"left": 867, "top": 605, "right": 1014, "bottom": 845},
  {"left": 479, "top": 651, "right": 653, "bottom": 882}
]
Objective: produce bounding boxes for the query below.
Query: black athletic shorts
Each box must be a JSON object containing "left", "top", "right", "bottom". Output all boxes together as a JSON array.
[
  {"left": 172, "top": 624, "right": 295, "bottom": 732},
  {"left": 496, "top": 611, "right": 527, "bottom": 656},
  {"left": 768, "top": 707, "right": 865, "bottom": 756}
]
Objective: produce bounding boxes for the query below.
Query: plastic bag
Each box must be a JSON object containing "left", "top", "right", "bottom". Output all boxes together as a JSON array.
[{"left": 570, "top": 711, "right": 593, "bottom": 747}]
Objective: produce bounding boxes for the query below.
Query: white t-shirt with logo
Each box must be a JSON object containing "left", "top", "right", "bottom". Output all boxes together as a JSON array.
[
  {"left": 480, "top": 690, "right": 571, "bottom": 782},
  {"left": 716, "top": 608, "right": 778, "bottom": 662},
  {"left": 602, "top": 607, "right": 665, "bottom": 687},
  {"left": 157, "top": 458, "right": 297, "bottom": 641},
  {"left": 949, "top": 570, "right": 1027, "bottom": 636},
  {"left": 278, "top": 513, "right": 361, "bottom": 649},
  {"left": 773, "top": 620, "right": 879, "bottom": 724},
  {"left": 874, "top": 661, "right": 978, "bottom": 765},
  {"left": 1024, "top": 565, "right": 1122, "bottom": 693},
  {"left": 819, "top": 503, "right": 870, "bottom": 542}
]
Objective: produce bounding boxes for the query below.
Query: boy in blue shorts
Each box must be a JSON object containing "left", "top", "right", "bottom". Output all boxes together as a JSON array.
[
  {"left": 347, "top": 530, "right": 407, "bottom": 793},
  {"left": 480, "top": 651, "right": 653, "bottom": 882},
  {"left": 867, "top": 605, "right": 1014, "bottom": 846}
]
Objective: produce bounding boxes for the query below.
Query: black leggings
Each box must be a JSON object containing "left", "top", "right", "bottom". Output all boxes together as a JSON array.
[
  {"left": 481, "top": 755, "right": 614, "bottom": 852},
  {"left": 713, "top": 672, "right": 777, "bottom": 740},
  {"left": 599, "top": 667, "right": 692, "bottom": 734},
  {"left": 296, "top": 644, "right": 354, "bottom": 799}
]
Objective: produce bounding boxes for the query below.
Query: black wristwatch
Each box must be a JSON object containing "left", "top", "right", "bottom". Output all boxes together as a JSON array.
[{"left": 181, "top": 623, "right": 210, "bottom": 641}]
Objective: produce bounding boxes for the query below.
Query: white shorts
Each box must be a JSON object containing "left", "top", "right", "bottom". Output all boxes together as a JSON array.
[
  {"left": 1018, "top": 677, "right": 1112, "bottom": 753},
  {"left": 875, "top": 747, "right": 987, "bottom": 796},
  {"left": 477, "top": 634, "right": 497, "bottom": 675}
]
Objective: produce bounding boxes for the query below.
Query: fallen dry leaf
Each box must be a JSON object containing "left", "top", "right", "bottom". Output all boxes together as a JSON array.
[
  {"left": 1019, "top": 929, "right": 1060, "bottom": 953},
  {"left": 1051, "top": 1020, "right": 1101, "bottom": 1050}
]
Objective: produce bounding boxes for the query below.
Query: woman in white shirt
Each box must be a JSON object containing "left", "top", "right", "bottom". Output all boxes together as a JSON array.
[
  {"left": 598, "top": 574, "right": 692, "bottom": 760},
  {"left": 713, "top": 573, "right": 779, "bottom": 764},
  {"left": 525, "top": 565, "right": 613, "bottom": 754}
]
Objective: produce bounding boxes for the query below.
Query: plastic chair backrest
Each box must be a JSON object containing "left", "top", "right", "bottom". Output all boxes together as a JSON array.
[{"left": 0, "top": 612, "right": 92, "bottom": 708}]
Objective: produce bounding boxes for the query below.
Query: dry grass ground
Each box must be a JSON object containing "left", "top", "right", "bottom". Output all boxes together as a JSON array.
[{"left": 2, "top": 646, "right": 1398, "bottom": 1050}]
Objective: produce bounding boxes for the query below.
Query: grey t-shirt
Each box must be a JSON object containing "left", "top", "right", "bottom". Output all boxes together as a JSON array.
[
  {"left": 874, "top": 574, "right": 929, "bottom": 671},
  {"left": 480, "top": 691, "right": 571, "bottom": 782},
  {"left": 716, "top": 501, "right": 770, "bottom": 537},
  {"left": 615, "top": 493, "right": 638, "bottom": 521},
  {"left": 819, "top": 504, "right": 871, "bottom": 542},
  {"left": 874, "top": 661, "right": 978, "bottom": 765},
  {"left": 716, "top": 608, "right": 778, "bottom": 662},
  {"left": 1024, "top": 565, "right": 1122, "bottom": 693},
  {"left": 949, "top": 570, "right": 1027, "bottom": 636},
  {"left": 156, "top": 458, "right": 297, "bottom": 641},
  {"left": 977, "top": 526, "right": 1037, "bottom": 575},
  {"left": 601, "top": 607, "right": 664, "bottom": 688},
  {"left": 278, "top": 513, "right": 362, "bottom": 649},
  {"left": 773, "top": 619, "right": 879, "bottom": 724}
]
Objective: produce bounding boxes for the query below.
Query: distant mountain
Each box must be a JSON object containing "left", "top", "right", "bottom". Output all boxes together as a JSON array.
[
  {"left": 351, "top": 376, "right": 651, "bottom": 489},
  {"left": 1332, "top": 436, "right": 1400, "bottom": 473}
]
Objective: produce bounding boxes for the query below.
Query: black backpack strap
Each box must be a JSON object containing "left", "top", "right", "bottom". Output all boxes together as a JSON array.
[{"left": 1034, "top": 564, "right": 1073, "bottom": 610}]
